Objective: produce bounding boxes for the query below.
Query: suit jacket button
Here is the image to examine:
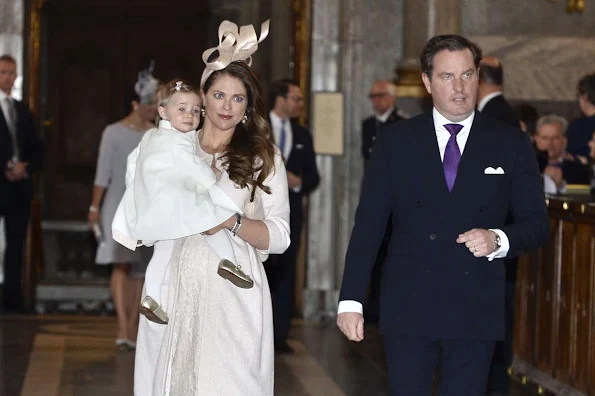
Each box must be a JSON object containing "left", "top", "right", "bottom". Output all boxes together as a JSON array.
[
  {"left": 416, "top": 201, "right": 422, "bottom": 208},
  {"left": 429, "top": 234, "right": 436, "bottom": 240}
]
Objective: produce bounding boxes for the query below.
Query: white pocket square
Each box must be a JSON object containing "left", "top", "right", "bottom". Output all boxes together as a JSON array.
[
  {"left": 295, "top": 144, "right": 304, "bottom": 149},
  {"left": 484, "top": 166, "right": 504, "bottom": 175}
]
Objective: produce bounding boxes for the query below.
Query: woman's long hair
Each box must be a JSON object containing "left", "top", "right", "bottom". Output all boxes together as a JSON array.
[{"left": 202, "top": 61, "right": 276, "bottom": 195}]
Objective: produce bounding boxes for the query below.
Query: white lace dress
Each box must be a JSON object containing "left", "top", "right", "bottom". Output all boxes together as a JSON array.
[{"left": 134, "top": 139, "right": 290, "bottom": 396}]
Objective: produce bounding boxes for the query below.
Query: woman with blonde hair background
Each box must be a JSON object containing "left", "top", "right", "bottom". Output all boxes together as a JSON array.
[{"left": 88, "top": 65, "right": 157, "bottom": 349}]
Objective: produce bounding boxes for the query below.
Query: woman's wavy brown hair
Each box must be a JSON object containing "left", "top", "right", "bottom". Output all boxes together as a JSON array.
[{"left": 202, "top": 61, "right": 276, "bottom": 196}]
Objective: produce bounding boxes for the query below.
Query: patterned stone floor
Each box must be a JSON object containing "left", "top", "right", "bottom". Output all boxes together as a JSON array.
[{"left": 0, "top": 314, "right": 538, "bottom": 396}]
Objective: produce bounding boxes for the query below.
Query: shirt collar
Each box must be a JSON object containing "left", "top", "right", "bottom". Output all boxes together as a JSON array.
[
  {"left": 159, "top": 120, "right": 173, "bottom": 130},
  {"left": 477, "top": 91, "right": 503, "bottom": 112},
  {"left": 0, "top": 90, "right": 11, "bottom": 102},
  {"left": 376, "top": 107, "right": 395, "bottom": 123},
  {"left": 432, "top": 107, "right": 475, "bottom": 134},
  {"left": 269, "top": 110, "right": 288, "bottom": 129}
]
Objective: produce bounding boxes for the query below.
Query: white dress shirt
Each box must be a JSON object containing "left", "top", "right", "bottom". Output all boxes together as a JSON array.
[
  {"left": 0, "top": 89, "right": 19, "bottom": 161},
  {"left": 375, "top": 106, "right": 395, "bottom": 123},
  {"left": 338, "top": 108, "right": 511, "bottom": 315},
  {"left": 270, "top": 111, "right": 293, "bottom": 160}
]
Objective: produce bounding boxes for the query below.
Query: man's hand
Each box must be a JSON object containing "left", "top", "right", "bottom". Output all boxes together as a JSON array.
[
  {"left": 5, "top": 161, "right": 27, "bottom": 181},
  {"left": 337, "top": 312, "right": 365, "bottom": 342},
  {"left": 544, "top": 166, "right": 564, "bottom": 188},
  {"left": 286, "top": 171, "right": 302, "bottom": 189},
  {"left": 456, "top": 228, "right": 497, "bottom": 257}
]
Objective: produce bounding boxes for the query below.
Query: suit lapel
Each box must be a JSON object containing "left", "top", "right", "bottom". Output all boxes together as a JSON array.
[{"left": 450, "top": 113, "right": 491, "bottom": 201}]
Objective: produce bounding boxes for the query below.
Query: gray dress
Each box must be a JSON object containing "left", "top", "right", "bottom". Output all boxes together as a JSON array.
[{"left": 94, "top": 122, "right": 150, "bottom": 271}]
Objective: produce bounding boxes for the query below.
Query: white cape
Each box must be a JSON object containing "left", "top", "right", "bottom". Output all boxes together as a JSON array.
[{"left": 112, "top": 120, "right": 242, "bottom": 250}]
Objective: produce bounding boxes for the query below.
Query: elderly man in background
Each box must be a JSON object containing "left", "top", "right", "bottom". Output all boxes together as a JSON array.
[
  {"left": 361, "top": 80, "right": 406, "bottom": 167},
  {"left": 534, "top": 114, "right": 591, "bottom": 194}
]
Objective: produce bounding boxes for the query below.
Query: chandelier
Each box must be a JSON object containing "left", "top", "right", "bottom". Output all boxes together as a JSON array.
[{"left": 549, "top": 0, "right": 585, "bottom": 13}]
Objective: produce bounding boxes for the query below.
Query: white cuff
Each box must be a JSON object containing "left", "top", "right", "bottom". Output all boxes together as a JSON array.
[
  {"left": 486, "top": 228, "right": 510, "bottom": 261},
  {"left": 337, "top": 300, "right": 363, "bottom": 315}
]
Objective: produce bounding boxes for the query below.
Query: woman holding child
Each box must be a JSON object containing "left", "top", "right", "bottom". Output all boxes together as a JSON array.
[{"left": 130, "top": 20, "right": 289, "bottom": 395}]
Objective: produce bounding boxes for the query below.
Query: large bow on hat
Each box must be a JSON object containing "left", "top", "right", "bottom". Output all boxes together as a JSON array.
[{"left": 200, "top": 19, "right": 270, "bottom": 87}]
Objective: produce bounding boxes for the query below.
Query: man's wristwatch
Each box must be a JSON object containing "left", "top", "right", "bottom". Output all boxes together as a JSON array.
[{"left": 492, "top": 231, "right": 501, "bottom": 252}]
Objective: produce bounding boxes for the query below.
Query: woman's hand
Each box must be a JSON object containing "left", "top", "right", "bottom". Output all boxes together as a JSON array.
[
  {"left": 202, "top": 215, "right": 236, "bottom": 236},
  {"left": 87, "top": 210, "right": 100, "bottom": 227}
]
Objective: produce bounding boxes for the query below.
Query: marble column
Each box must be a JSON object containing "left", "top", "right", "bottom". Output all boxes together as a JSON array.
[
  {"left": 0, "top": 0, "right": 24, "bottom": 100},
  {"left": 304, "top": 0, "right": 404, "bottom": 319}
]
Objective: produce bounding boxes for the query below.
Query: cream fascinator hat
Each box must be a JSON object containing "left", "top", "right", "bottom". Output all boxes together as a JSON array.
[{"left": 200, "top": 19, "right": 270, "bottom": 88}]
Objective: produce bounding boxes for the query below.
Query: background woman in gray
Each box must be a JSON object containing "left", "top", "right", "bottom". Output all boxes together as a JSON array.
[{"left": 88, "top": 68, "right": 158, "bottom": 349}]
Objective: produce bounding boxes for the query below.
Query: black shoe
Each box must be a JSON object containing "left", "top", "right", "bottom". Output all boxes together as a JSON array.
[{"left": 274, "top": 341, "right": 294, "bottom": 354}]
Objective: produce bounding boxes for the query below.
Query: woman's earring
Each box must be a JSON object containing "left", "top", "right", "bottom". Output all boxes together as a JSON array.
[
  {"left": 200, "top": 108, "right": 206, "bottom": 117},
  {"left": 242, "top": 114, "right": 248, "bottom": 124}
]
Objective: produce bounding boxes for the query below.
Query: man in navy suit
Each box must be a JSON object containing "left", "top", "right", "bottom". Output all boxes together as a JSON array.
[
  {"left": 477, "top": 56, "right": 521, "bottom": 396},
  {"left": 337, "top": 36, "right": 549, "bottom": 395},
  {"left": 267, "top": 79, "right": 319, "bottom": 353},
  {"left": 0, "top": 54, "right": 43, "bottom": 313}
]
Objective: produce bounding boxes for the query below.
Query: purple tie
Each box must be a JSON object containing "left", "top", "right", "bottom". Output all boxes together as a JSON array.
[{"left": 443, "top": 123, "right": 463, "bottom": 192}]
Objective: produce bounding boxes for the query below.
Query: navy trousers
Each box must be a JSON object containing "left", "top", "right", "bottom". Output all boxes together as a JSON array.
[{"left": 384, "top": 335, "right": 495, "bottom": 396}]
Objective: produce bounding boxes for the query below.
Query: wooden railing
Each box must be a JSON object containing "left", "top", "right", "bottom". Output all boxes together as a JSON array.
[{"left": 514, "top": 196, "right": 595, "bottom": 394}]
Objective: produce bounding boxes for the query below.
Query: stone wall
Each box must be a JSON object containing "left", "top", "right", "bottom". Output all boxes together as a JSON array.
[{"left": 463, "top": 0, "right": 595, "bottom": 120}]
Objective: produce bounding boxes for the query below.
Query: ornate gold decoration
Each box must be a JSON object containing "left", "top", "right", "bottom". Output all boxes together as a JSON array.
[
  {"left": 394, "top": 67, "right": 429, "bottom": 98},
  {"left": 550, "top": 0, "right": 586, "bottom": 13},
  {"left": 567, "top": 0, "right": 586, "bottom": 12},
  {"left": 24, "top": 0, "right": 46, "bottom": 312},
  {"left": 293, "top": 0, "right": 311, "bottom": 125},
  {"left": 27, "top": 0, "right": 45, "bottom": 115}
]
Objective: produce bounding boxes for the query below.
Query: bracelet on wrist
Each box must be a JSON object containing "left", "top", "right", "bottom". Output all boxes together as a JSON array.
[
  {"left": 231, "top": 213, "right": 242, "bottom": 236},
  {"left": 89, "top": 205, "right": 98, "bottom": 213}
]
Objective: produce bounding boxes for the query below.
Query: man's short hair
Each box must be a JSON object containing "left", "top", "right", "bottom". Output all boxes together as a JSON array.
[
  {"left": 536, "top": 114, "right": 568, "bottom": 136},
  {"left": 578, "top": 73, "right": 595, "bottom": 106},
  {"left": 514, "top": 103, "right": 539, "bottom": 136},
  {"left": 479, "top": 64, "right": 503, "bottom": 85},
  {"left": 420, "top": 35, "right": 482, "bottom": 79},
  {"left": 0, "top": 54, "right": 16, "bottom": 64},
  {"left": 269, "top": 78, "right": 299, "bottom": 109}
]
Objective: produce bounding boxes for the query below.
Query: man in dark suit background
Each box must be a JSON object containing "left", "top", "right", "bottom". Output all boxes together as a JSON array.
[
  {"left": 477, "top": 56, "right": 519, "bottom": 128},
  {"left": 337, "top": 36, "right": 549, "bottom": 395},
  {"left": 267, "top": 79, "right": 320, "bottom": 353},
  {"left": 362, "top": 80, "right": 406, "bottom": 166},
  {"left": 478, "top": 55, "right": 522, "bottom": 396},
  {"left": 566, "top": 73, "right": 595, "bottom": 158},
  {"left": 0, "top": 54, "right": 43, "bottom": 313},
  {"left": 361, "top": 80, "right": 405, "bottom": 322}
]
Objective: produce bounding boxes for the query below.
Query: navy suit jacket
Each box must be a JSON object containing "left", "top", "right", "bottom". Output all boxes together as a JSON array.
[
  {"left": 0, "top": 99, "right": 43, "bottom": 188},
  {"left": 283, "top": 122, "right": 319, "bottom": 234},
  {"left": 480, "top": 94, "right": 519, "bottom": 128},
  {"left": 339, "top": 111, "right": 549, "bottom": 340},
  {"left": 361, "top": 108, "right": 405, "bottom": 162}
]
